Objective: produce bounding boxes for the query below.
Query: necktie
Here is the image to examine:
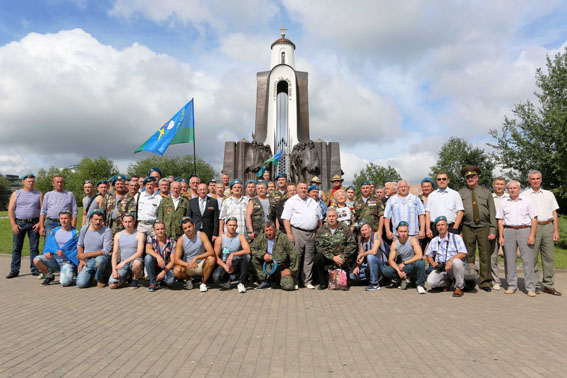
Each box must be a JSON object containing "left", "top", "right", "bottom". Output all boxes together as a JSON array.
[
  {"left": 199, "top": 199, "right": 206, "bottom": 216},
  {"left": 471, "top": 189, "right": 480, "bottom": 223}
]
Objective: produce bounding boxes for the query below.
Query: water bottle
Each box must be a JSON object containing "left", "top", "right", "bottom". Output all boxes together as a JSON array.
[{"left": 222, "top": 247, "right": 230, "bottom": 263}]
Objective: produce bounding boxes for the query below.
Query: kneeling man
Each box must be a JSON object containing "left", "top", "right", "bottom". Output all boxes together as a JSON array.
[
  {"left": 426, "top": 216, "right": 468, "bottom": 297},
  {"left": 76, "top": 209, "right": 112, "bottom": 288},
  {"left": 33, "top": 210, "right": 78, "bottom": 286},
  {"left": 109, "top": 213, "right": 145, "bottom": 289},
  {"left": 174, "top": 217, "right": 216, "bottom": 292},
  {"left": 252, "top": 221, "right": 298, "bottom": 290},
  {"left": 382, "top": 221, "right": 427, "bottom": 294},
  {"left": 313, "top": 208, "right": 357, "bottom": 290},
  {"left": 144, "top": 219, "right": 177, "bottom": 291},
  {"left": 212, "top": 217, "right": 251, "bottom": 293}
]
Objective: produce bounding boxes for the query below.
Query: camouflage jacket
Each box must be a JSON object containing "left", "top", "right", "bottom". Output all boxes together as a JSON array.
[
  {"left": 103, "top": 192, "right": 131, "bottom": 232},
  {"left": 251, "top": 231, "right": 298, "bottom": 274},
  {"left": 249, "top": 197, "right": 275, "bottom": 235},
  {"left": 353, "top": 195, "right": 384, "bottom": 231},
  {"left": 269, "top": 191, "right": 287, "bottom": 219},
  {"left": 158, "top": 195, "right": 190, "bottom": 239},
  {"left": 315, "top": 222, "right": 357, "bottom": 262}
]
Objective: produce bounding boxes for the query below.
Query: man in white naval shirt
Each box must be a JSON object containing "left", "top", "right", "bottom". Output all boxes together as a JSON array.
[
  {"left": 497, "top": 181, "right": 538, "bottom": 297},
  {"left": 491, "top": 177, "right": 509, "bottom": 290},
  {"left": 136, "top": 177, "right": 162, "bottom": 237},
  {"left": 282, "top": 182, "right": 322, "bottom": 289},
  {"left": 520, "top": 170, "right": 561, "bottom": 296},
  {"left": 425, "top": 172, "right": 464, "bottom": 238}
]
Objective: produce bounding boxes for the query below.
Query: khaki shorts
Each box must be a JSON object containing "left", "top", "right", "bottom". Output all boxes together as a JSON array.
[{"left": 186, "top": 259, "right": 205, "bottom": 276}]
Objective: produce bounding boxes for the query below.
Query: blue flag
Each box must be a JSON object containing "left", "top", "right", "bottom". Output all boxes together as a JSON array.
[{"left": 135, "top": 99, "right": 195, "bottom": 155}]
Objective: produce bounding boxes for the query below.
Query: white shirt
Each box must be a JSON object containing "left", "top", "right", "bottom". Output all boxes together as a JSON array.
[
  {"left": 172, "top": 196, "right": 181, "bottom": 211},
  {"left": 281, "top": 194, "right": 322, "bottom": 231},
  {"left": 497, "top": 197, "right": 537, "bottom": 226},
  {"left": 198, "top": 197, "right": 207, "bottom": 215},
  {"left": 137, "top": 191, "right": 162, "bottom": 222},
  {"left": 492, "top": 192, "right": 509, "bottom": 210},
  {"left": 520, "top": 188, "right": 559, "bottom": 222},
  {"left": 426, "top": 188, "right": 464, "bottom": 224}
]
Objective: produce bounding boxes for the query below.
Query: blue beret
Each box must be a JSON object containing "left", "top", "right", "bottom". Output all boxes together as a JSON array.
[
  {"left": 275, "top": 173, "right": 287, "bottom": 179},
  {"left": 308, "top": 185, "right": 318, "bottom": 192},
  {"left": 96, "top": 180, "right": 108, "bottom": 187},
  {"left": 245, "top": 179, "right": 256, "bottom": 186},
  {"left": 148, "top": 167, "right": 162, "bottom": 176},
  {"left": 143, "top": 177, "right": 156, "bottom": 185},
  {"left": 115, "top": 175, "right": 126, "bottom": 181},
  {"left": 229, "top": 179, "right": 242, "bottom": 189},
  {"left": 346, "top": 185, "right": 355, "bottom": 191},
  {"left": 21, "top": 174, "right": 35, "bottom": 180},
  {"left": 434, "top": 216, "right": 448, "bottom": 225}
]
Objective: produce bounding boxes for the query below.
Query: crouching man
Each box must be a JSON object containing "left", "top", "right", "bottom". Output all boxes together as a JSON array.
[
  {"left": 144, "top": 218, "right": 177, "bottom": 292},
  {"left": 382, "top": 221, "right": 427, "bottom": 294},
  {"left": 425, "top": 216, "right": 468, "bottom": 297},
  {"left": 76, "top": 209, "right": 112, "bottom": 288},
  {"left": 174, "top": 217, "right": 216, "bottom": 292},
  {"left": 33, "top": 210, "right": 78, "bottom": 286},
  {"left": 252, "top": 221, "right": 299, "bottom": 291},
  {"left": 108, "top": 213, "right": 145, "bottom": 289}
]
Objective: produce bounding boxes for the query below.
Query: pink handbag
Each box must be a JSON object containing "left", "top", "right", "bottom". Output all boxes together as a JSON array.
[{"left": 328, "top": 268, "right": 349, "bottom": 290}]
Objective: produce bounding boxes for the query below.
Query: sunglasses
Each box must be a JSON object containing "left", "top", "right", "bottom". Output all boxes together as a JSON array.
[
  {"left": 465, "top": 175, "right": 478, "bottom": 180},
  {"left": 436, "top": 178, "right": 448, "bottom": 181}
]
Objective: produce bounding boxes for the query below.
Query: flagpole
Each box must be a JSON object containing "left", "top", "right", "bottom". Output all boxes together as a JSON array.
[{"left": 192, "top": 98, "right": 197, "bottom": 175}]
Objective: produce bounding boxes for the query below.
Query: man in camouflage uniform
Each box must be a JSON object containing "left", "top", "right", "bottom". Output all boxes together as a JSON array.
[
  {"left": 246, "top": 180, "right": 275, "bottom": 241},
  {"left": 353, "top": 180, "right": 384, "bottom": 232},
  {"left": 158, "top": 181, "right": 189, "bottom": 240},
  {"left": 253, "top": 221, "right": 298, "bottom": 290},
  {"left": 313, "top": 208, "right": 357, "bottom": 289},
  {"left": 109, "top": 178, "right": 139, "bottom": 235},
  {"left": 269, "top": 173, "right": 288, "bottom": 204},
  {"left": 103, "top": 175, "right": 130, "bottom": 235}
]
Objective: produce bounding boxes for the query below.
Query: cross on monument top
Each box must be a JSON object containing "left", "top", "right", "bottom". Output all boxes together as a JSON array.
[{"left": 280, "top": 25, "right": 287, "bottom": 38}]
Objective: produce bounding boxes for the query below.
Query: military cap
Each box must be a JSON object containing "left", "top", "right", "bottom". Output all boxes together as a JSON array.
[
  {"left": 142, "top": 176, "right": 156, "bottom": 185},
  {"left": 434, "top": 215, "right": 448, "bottom": 225},
  {"left": 148, "top": 167, "right": 162, "bottom": 176},
  {"left": 245, "top": 179, "right": 256, "bottom": 186},
  {"left": 208, "top": 178, "right": 217, "bottom": 184},
  {"left": 115, "top": 174, "right": 126, "bottom": 181},
  {"left": 21, "top": 174, "right": 35, "bottom": 180},
  {"left": 311, "top": 176, "right": 321, "bottom": 184},
  {"left": 275, "top": 173, "right": 287, "bottom": 179},
  {"left": 331, "top": 174, "right": 344, "bottom": 182},
  {"left": 461, "top": 165, "right": 481, "bottom": 177},
  {"left": 96, "top": 180, "right": 108, "bottom": 187},
  {"left": 229, "top": 179, "right": 242, "bottom": 189},
  {"left": 308, "top": 185, "right": 318, "bottom": 192},
  {"left": 346, "top": 185, "right": 355, "bottom": 191}
]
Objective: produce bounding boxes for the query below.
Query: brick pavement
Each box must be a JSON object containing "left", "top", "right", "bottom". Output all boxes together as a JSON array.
[{"left": 0, "top": 254, "right": 566, "bottom": 378}]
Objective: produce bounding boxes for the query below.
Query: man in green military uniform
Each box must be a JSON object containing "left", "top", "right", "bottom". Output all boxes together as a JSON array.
[
  {"left": 253, "top": 221, "right": 298, "bottom": 290},
  {"left": 158, "top": 181, "right": 189, "bottom": 239},
  {"left": 110, "top": 178, "right": 139, "bottom": 235},
  {"left": 458, "top": 165, "right": 497, "bottom": 292},
  {"left": 353, "top": 181, "right": 384, "bottom": 232},
  {"left": 246, "top": 181, "right": 275, "bottom": 241},
  {"left": 313, "top": 208, "right": 357, "bottom": 289},
  {"left": 103, "top": 175, "right": 129, "bottom": 235},
  {"left": 269, "top": 173, "right": 288, "bottom": 203}
]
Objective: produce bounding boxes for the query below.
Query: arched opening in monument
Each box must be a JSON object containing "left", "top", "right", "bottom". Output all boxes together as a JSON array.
[
  {"left": 276, "top": 80, "right": 289, "bottom": 174},
  {"left": 281, "top": 51, "right": 285, "bottom": 64}
]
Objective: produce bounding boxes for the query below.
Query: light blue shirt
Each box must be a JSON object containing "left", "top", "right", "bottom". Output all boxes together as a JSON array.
[
  {"left": 384, "top": 193, "right": 425, "bottom": 236},
  {"left": 425, "top": 233, "right": 467, "bottom": 263}
]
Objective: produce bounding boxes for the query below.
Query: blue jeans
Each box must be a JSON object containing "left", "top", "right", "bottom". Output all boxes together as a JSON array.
[
  {"left": 108, "top": 258, "right": 143, "bottom": 284},
  {"left": 11, "top": 220, "right": 40, "bottom": 273},
  {"left": 349, "top": 254, "right": 383, "bottom": 285},
  {"left": 44, "top": 218, "right": 61, "bottom": 239},
  {"left": 144, "top": 254, "right": 175, "bottom": 286},
  {"left": 76, "top": 255, "right": 109, "bottom": 288},
  {"left": 382, "top": 260, "right": 426, "bottom": 286},
  {"left": 35, "top": 255, "right": 76, "bottom": 286}
]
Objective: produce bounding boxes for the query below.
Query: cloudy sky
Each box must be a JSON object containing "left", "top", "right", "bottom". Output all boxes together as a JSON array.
[{"left": 1, "top": 0, "right": 566, "bottom": 184}]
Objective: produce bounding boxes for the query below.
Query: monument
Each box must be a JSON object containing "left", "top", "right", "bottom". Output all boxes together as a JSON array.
[{"left": 223, "top": 28, "right": 342, "bottom": 192}]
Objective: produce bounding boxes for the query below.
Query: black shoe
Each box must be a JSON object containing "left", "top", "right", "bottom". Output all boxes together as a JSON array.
[
  {"left": 318, "top": 284, "right": 328, "bottom": 290},
  {"left": 148, "top": 284, "right": 157, "bottom": 292},
  {"left": 255, "top": 281, "right": 271, "bottom": 290},
  {"left": 31, "top": 271, "right": 40, "bottom": 276},
  {"left": 41, "top": 275, "right": 54, "bottom": 286},
  {"left": 481, "top": 286, "right": 492, "bottom": 292},
  {"left": 6, "top": 271, "right": 19, "bottom": 279}
]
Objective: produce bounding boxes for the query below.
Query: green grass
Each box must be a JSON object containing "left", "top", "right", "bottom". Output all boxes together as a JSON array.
[
  {"left": 1, "top": 210, "right": 567, "bottom": 268},
  {"left": 0, "top": 209, "right": 83, "bottom": 256}
]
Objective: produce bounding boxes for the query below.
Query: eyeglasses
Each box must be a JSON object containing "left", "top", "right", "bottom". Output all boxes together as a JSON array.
[
  {"left": 436, "top": 178, "right": 448, "bottom": 181},
  {"left": 465, "top": 175, "right": 478, "bottom": 180}
]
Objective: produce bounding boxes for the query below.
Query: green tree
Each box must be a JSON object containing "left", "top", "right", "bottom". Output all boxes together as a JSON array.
[
  {"left": 430, "top": 137, "right": 495, "bottom": 190},
  {"left": 490, "top": 47, "right": 567, "bottom": 199},
  {"left": 128, "top": 155, "right": 217, "bottom": 183},
  {"left": 0, "top": 176, "right": 10, "bottom": 210},
  {"left": 353, "top": 163, "right": 401, "bottom": 195}
]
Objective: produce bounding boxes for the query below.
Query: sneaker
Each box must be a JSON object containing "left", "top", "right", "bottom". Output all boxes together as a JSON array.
[
  {"left": 185, "top": 280, "right": 193, "bottom": 290},
  {"left": 6, "top": 271, "right": 19, "bottom": 279},
  {"left": 255, "top": 281, "right": 272, "bottom": 290},
  {"left": 493, "top": 283, "right": 501, "bottom": 291},
  {"left": 41, "top": 274, "right": 54, "bottom": 286},
  {"left": 417, "top": 286, "right": 427, "bottom": 294},
  {"left": 306, "top": 283, "right": 316, "bottom": 289},
  {"left": 237, "top": 283, "right": 246, "bottom": 293},
  {"left": 399, "top": 279, "right": 409, "bottom": 290},
  {"left": 294, "top": 284, "right": 299, "bottom": 290},
  {"left": 365, "top": 284, "right": 381, "bottom": 292},
  {"left": 148, "top": 284, "right": 157, "bottom": 292},
  {"left": 129, "top": 279, "right": 139, "bottom": 289},
  {"left": 97, "top": 282, "right": 106, "bottom": 288},
  {"left": 199, "top": 283, "right": 208, "bottom": 292},
  {"left": 505, "top": 289, "right": 517, "bottom": 294},
  {"left": 527, "top": 291, "right": 536, "bottom": 297}
]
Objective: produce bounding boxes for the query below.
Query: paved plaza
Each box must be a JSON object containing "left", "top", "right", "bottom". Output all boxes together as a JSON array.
[{"left": 0, "top": 254, "right": 566, "bottom": 378}]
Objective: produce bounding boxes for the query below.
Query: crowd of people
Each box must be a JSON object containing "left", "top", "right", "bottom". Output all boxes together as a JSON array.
[{"left": 6, "top": 165, "right": 562, "bottom": 297}]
